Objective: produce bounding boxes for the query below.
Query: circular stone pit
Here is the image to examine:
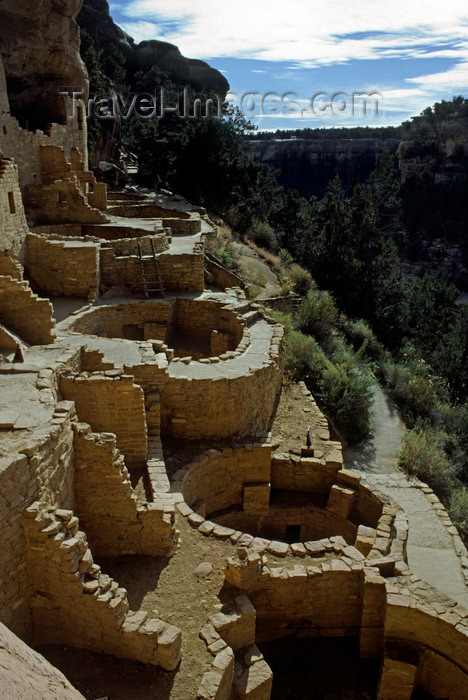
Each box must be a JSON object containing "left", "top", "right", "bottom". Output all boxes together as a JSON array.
[
  {"left": 171, "top": 444, "right": 408, "bottom": 559},
  {"left": 66, "top": 299, "right": 245, "bottom": 360}
]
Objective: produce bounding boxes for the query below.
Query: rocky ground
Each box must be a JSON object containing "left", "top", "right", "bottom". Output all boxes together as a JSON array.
[{"left": 205, "top": 222, "right": 283, "bottom": 300}]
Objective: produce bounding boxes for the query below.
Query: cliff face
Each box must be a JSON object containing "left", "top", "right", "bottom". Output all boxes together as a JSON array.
[
  {"left": 247, "top": 138, "right": 400, "bottom": 198},
  {"left": 77, "top": 0, "right": 229, "bottom": 95},
  {"left": 397, "top": 117, "right": 468, "bottom": 273},
  {"left": 0, "top": 0, "right": 87, "bottom": 131},
  {"left": 398, "top": 117, "right": 468, "bottom": 185}
]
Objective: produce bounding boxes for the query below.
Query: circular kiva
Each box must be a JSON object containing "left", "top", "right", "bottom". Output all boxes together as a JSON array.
[
  {"left": 67, "top": 299, "right": 245, "bottom": 360},
  {"left": 171, "top": 445, "right": 408, "bottom": 559}
]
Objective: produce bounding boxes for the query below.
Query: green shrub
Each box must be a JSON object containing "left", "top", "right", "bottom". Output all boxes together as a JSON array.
[
  {"left": 433, "top": 402, "right": 468, "bottom": 462},
  {"left": 284, "top": 328, "right": 372, "bottom": 444},
  {"left": 218, "top": 244, "right": 238, "bottom": 271},
  {"left": 295, "top": 290, "right": 338, "bottom": 340},
  {"left": 317, "top": 360, "right": 372, "bottom": 444},
  {"left": 398, "top": 428, "right": 456, "bottom": 500},
  {"left": 288, "top": 264, "right": 314, "bottom": 295},
  {"left": 382, "top": 362, "right": 436, "bottom": 423},
  {"left": 278, "top": 248, "right": 294, "bottom": 268},
  {"left": 341, "top": 317, "right": 384, "bottom": 362},
  {"left": 247, "top": 220, "right": 278, "bottom": 252},
  {"left": 449, "top": 487, "right": 468, "bottom": 542},
  {"left": 284, "top": 330, "right": 326, "bottom": 382},
  {"left": 225, "top": 204, "right": 252, "bottom": 233}
]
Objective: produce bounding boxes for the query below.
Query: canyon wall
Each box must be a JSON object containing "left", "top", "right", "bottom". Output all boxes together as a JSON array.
[{"left": 246, "top": 138, "right": 400, "bottom": 198}]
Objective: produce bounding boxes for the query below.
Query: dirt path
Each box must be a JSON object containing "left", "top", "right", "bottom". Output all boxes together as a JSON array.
[
  {"left": 343, "top": 383, "right": 405, "bottom": 474},
  {"left": 344, "top": 382, "right": 468, "bottom": 606}
]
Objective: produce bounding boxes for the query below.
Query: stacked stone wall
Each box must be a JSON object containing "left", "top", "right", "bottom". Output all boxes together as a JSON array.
[
  {"left": 22, "top": 502, "right": 181, "bottom": 670},
  {"left": 60, "top": 373, "right": 148, "bottom": 469},
  {"left": 161, "top": 362, "right": 282, "bottom": 439},
  {"left": 100, "top": 249, "right": 205, "bottom": 292},
  {"left": 68, "top": 302, "right": 171, "bottom": 339},
  {"left": 170, "top": 299, "right": 243, "bottom": 350},
  {"left": 0, "top": 402, "right": 76, "bottom": 639},
  {"left": 0, "top": 275, "right": 55, "bottom": 345},
  {"left": 73, "top": 424, "right": 176, "bottom": 557},
  {"left": 181, "top": 444, "right": 271, "bottom": 515},
  {"left": 0, "top": 154, "right": 29, "bottom": 260},
  {"left": 0, "top": 111, "right": 79, "bottom": 190},
  {"left": 25, "top": 232, "right": 99, "bottom": 299},
  {"left": 0, "top": 253, "right": 22, "bottom": 278},
  {"left": 68, "top": 300, "right": 244, "bottom": 355}
]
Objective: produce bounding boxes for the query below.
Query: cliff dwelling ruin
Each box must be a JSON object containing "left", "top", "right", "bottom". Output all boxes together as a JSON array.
[{"left": 1, "top": 2, "right": 468, "bottom": 699}]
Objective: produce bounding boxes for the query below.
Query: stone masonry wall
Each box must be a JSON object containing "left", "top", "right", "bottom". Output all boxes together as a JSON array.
[
  {"left": 0, "top": 110, "right": 83, "bottom": 191},
  {"left": 213, "top": 505, "right": 359, "bottom": 545},
  {"left": 22, "top": 502, "right": 182, "bottom": 671},
  {"left": 175, "top": 447, "right": 399, "bottom": 556},
  {"left": 68, "top": 302, "right": 171, "bottom": 339},
  {"left": 73, "top": 424, "right": 176, "bottom": 557},
  {"left": 383, "top": 584, "right": 468, "bottom": 700},
  {"left": 34, "top": 224, "right": 168, "bottom": 246},
  {"left": 161, "top": 361, "right": 282, "bottom": 439},
  {"left": 180, "top": 444, "right": 271, "bottom": 515},
  {"left": 67, "top": 300, "right": 244, "bottom": 355},
  {"left": 125, "top": 320, "right": 284, "bottom": 440},
  {"left": 0, "top": 253, "right": 22, "bottom": 279},
  {"left": 101, "top": 250, "right": 205, "bottom": 293},
  {"left": 0, "top": 275, "right": 55, "bottom": 346},
  {"left": 100, "top": 234, "right": 169, "bottom": 258},
  {"left": 108, "top": 204, "right": 191, "bottom": 220},
  {"left": 0, "top": 402, "right": 76, "bottom": 640},
  {"left": 24, "top": 175, "right": 107, "bottom": 225},
  {"left": 253, "top": 567, "right": 364, "bottom": 641},
  {"left": 60, "top": 373, "right": 148, "bottom": 469},
  {"left": 129, "top": 358, "right": 282, "bottom": 441},
  {"left": 0, "top": 153, "right": 29, "bottom": 260},
  {"left": 271, "top": 454, "right": 384, "bottom": 531},
  {"left": 170, "top": 299, "right": 243, "bottom": 350},
  {"left": 26, "top": 232, "right": 99, "bottom": 299}
]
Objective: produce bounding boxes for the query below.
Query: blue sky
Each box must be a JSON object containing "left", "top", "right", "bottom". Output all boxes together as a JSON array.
[{"left": 108, "top": 0, "right": 468, "bottom": 131}]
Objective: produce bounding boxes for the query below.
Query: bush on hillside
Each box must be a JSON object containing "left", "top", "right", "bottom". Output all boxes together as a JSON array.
[
  {"left": 398, "top": 428, "right": 456, "bottom": 500},
  {"left": 340, "top": 317, "right": 384, "bottom": 362},
  {"left": 288, "top": 264, "right": 314, "bottom": 295},
  {"left": 278, "top": 248, "right": 294, "bottom": 268},
  {"left": 284, "top": 330, "right": 326, "bottom": 382},
  {"left": 449, "top": 487, "right": 468, "bottom": 543},
  {"left": 295, "top": 289, "right": 338, "bottom": 341},
  {"left": 284, "top": 328, "right": 372, "bottom": 444},
  {"left": 247, "top": 220, "right": 278, "bottom": 252},
  {"left": 316, "top": 360, "right": 372, "bottom": 444},
  {"left": 382, "top": 363, "right": 436, "bottom": 422}
]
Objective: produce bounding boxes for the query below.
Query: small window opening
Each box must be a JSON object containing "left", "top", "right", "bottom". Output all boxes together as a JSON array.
[
  {"left": 284, "top": 524, "right": 301, "bottom": 544},
  {"left": 8, "top": 191, "right": 16, "bottom": 214}
]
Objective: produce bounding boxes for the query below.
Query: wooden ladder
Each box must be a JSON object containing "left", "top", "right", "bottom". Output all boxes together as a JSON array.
[{"left": 137, "top": 241, "right": 165, "bottom": 298}]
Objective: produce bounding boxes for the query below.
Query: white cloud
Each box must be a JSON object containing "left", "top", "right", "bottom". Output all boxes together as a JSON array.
[
  {"left": 118, "top": 0, "right": 468, "bottom": 68},
  {"left": 378, "top": 87, "right": 432, "bottom": 118},
  {"left": 407, "top": 60, "right": 468, "bottom": 89}
]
